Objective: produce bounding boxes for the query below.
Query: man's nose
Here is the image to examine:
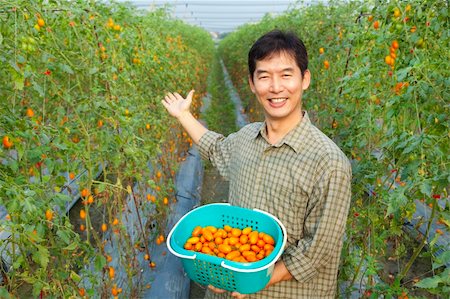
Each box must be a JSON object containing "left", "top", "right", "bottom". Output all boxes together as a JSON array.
[{"left": 269, "top": 77, "right": 283, "bottom": 93}]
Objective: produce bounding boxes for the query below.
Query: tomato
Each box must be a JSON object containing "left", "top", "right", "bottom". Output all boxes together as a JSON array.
[
  {"left": 202, "top": 229, "right": 214, "bottom": 241},
  {"left": 373, "top": 20, "right": 380, "bottom": 29},
  {"left": 2, "top": 136, "right": 13, "bottom": 149},
  {"left": 45, "top": 209, "right": 53, "bottom": 221},
  {"left": 186, "top": 236, "right": 200, "bottom": 244},
  {"left": 109, "top": 266, "right": 115, "bottom": 279},
  {"left": 37, "top": 18, "right": 45, "bottom": 27}
]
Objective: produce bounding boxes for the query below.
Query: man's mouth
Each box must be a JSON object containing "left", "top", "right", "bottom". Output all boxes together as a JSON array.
[{"left": 269, "top": 98, "right": 287, "bottom": 103}]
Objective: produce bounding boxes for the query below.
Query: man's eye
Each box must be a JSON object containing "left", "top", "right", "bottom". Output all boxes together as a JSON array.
[
  {"left": 283, "top": 74, "right": 292, "bottom": 77},
  {"left": 259, "top": 76, "right": 268, "bottom": 79}
]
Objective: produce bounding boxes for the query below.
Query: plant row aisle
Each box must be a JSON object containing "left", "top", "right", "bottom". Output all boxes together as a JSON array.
[
  {"left": 219, "top": 0, "right": 448, "bottom": 297},
  {"left": 0, "top": 0, "right": 214, "bottom": 297}
]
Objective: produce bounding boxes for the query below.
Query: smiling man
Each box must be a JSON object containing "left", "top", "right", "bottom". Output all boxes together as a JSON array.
[{"left": 162, "top": 29, "right": 352, "bottom": 299}]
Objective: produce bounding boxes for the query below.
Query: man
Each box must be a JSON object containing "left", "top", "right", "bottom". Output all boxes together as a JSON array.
[{"left": 162, "top": 30, "right": 352, "bottom": 299}]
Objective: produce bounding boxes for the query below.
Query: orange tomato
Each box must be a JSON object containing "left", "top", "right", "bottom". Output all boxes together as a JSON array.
[
  {"left": 231, "top": 228, "right": 242, "bottom": 237},
  {"left": 202, "top": 229, "right": 214, "bottom": 241},
  {"left": 109, "top": 266, "right": 115, "bottom": 279},
  {"left": 373, "top": 20, "right": 380, "bottom": 29},
  {"left": 37, "top": 18, "right": 45, "bottom": 27},
  {"left": 323, "top": 60, "right": 330, "bottom": 69},
  {"left": 191, "top": 226, "right": 202, "bottom": 237},
  {"left": 201, "top": 246, "right": 213, "bottom": 254},
  {"left": 2, "top": 136, "right": 13, "bottom": 149},
  {"left": 385, "top": 55, "right": 394, "bottom": 66},
  {"left": 218, "top": 244, "right": 232, "bottom": 254},
  {"left": 205, "top": 226, "right": 217, "bottom": 233},
  {"left": 78, "top": 288, "right": 85, "bottom": 297},
  {"left": 80, "top": 188, "right": 89, "bottom": 198},
  {"left": 242, "top": 227, "right": 252, "bottom": 235},
  {"left": 101, "top": 223, "right": 107, "bottom": 232},
  {"left": 249, "top": 231, "right": 259, "bottom": 244},
  {"left": 392, "top": 40, "right": 399, "bottom": 50},
  {"left": 225, "top": 250, "right": 241, "bottom": 260},
  {"left": 257, "top": 239, "right": 266, "bottom": 248},
  {"left": 45, "top": 209, "right": 53, "bottom": 221},
  {"left": 26, "top": 107, "right": 34, "bottom": 117},
  {"left": 79, "top": 209, "right": 86, "bottom": 219},
  {"left": 194, "top": 242, "right": 202, "bottom": 251},
  {"left": 239, "top": 235, "right": 248, "bottom": 244},
  {"left": 263, "top": 234, "right": 275, "bottom": 245},
  {"left": 186, "top": 237, "right": 200, "bottom": 244}
]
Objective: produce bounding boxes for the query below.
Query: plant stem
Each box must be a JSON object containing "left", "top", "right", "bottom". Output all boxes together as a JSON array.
[{"left": 398, "top": 197, "right": 437, "bottom": 280}]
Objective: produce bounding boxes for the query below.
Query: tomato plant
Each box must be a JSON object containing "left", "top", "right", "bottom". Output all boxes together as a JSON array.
[{"left": 0, "top": 0, "right": 213, "bottom": 297}]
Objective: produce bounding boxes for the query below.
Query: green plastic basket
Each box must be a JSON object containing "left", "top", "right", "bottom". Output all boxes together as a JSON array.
[{"left": 167, "top": 203, "right": 287, "bottom": 294}]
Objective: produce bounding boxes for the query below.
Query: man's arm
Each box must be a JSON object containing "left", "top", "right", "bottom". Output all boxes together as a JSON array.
[
  {"left": 282, "top": 161, "right": 352, "bottom": 283},
  {"left": 162, "top": 90, "right": 208, "bottom": 144}
]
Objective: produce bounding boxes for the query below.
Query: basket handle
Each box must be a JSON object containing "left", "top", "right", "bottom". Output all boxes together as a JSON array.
[{"left": 166, "top": 216, "right": 197, "bottom": 260}]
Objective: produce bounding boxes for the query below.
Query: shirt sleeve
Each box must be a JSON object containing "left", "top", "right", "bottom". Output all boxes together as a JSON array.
[
  {"left": 281, "top": 158, "right": 352, "bottom": 283},
  {"left": 197, "top": 130, "right": 235, "bottom": 180}
]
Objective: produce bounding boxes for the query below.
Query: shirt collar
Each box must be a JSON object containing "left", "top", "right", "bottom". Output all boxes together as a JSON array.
[{"left": 253, "top": 111, "right": 311, "bottom": 153}]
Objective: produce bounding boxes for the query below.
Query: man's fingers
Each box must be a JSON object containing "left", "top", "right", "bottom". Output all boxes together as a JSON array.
[
  {"left": 207, "top": 285, "right": 227, "bottom": 294},
  {"left": 231, "top": 291, "right": 247, "bottom": 298},
  {"left": 186, "top": 89, "right": 195, "bottom": 101}
]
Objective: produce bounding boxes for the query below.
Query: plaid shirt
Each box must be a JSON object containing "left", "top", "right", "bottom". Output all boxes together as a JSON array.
[{"left": 198, "top": 111, "right": 352, "bottom": 299}]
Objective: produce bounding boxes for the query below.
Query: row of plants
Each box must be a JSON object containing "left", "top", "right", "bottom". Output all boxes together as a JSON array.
[
  {"left": 219, "top": 0, "right": 448, "bottom": 297},
  {"left": 203, "top": 52, "right": 238, "bottom": 136},
  {"left": 0, "top": 0, "right": 214, "bottom": 297}
]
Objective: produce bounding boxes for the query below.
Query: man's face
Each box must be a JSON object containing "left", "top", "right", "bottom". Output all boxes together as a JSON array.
[{"left": 249, "top": 51, "right": 310, "bottom": 123}]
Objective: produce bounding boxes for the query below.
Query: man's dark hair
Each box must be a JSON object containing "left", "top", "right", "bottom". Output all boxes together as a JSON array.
[{"left": 248, "top": 29, "right": 308, "bottom": 81}]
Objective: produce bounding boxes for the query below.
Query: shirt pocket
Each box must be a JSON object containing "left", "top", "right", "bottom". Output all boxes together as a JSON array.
[{"left": 264, "top": 183, "right": 309, "bottom": 243}]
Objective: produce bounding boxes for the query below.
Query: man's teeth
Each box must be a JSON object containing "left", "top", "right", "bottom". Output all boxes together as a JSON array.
[{"left": 270, "top": 98, "right": 287, "bottom": 103}]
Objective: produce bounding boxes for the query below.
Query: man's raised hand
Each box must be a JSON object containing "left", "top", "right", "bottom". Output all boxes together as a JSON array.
[{"left": 162, "top": 90, "right": 195, "bottom": 119}]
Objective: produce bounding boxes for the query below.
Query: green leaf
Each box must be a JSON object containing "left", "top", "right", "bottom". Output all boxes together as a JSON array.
[
  {"left": 89, "top": 67, "right": 98, "bottom": 75},
  {"left": 32, "top": 81, "right": 44, "bottom": 97},
  {"left": 433, "top": 250, "right": 450, "bottom": 269},
  {"left": 414, "top": 276, "right": 442, "bottom": 289},
  {"left": 33, "top": 245, "right": 50, "bottom": 269},
  {"left": 0, "top": 287, "right": 13, "bottom": 299},
  {"left": 59, "top": 63, "right": 74, "bottom": 74},
  {"left": 32, "top": 281, "right": 43, "bottom": 298},
  {"left": 70, "top": 270, "right": 82, "bottom": 283},
  {"left": 63, "top": 242, "right": 78, "bottom": 251},
  {"left": 94, "top": 254, "right": 106, "bottom": 272},
  {"left": 57, "top": 230, "right": 71, "bottom": 245},
  {"left": 420, "top": 180, "right": 432, "bottom": 196},
  {"left": 14, "top": 75, "right": 24, "bottom": 91}
]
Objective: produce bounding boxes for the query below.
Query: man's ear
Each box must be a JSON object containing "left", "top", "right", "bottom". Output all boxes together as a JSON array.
[
  {"left": 248, "top": 75, "right": 256, "bottom": 93},
  {"left": 302, "top": 69, "right": 311, "bottom": 91}
]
